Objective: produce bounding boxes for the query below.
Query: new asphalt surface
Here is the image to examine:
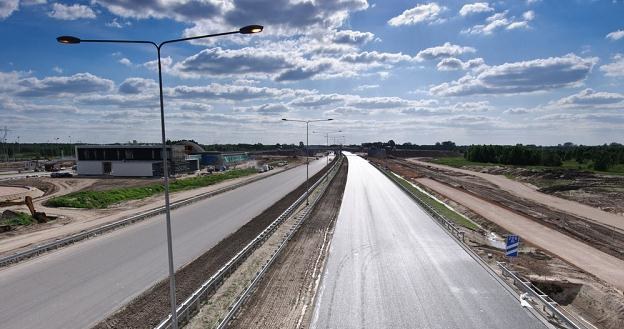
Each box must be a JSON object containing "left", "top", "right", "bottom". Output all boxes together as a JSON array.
[
  {"left": 0, "top": 159, "right": 326, "bottom": 329},
  {"left": 310, "top": 154, "right": 546, "bottom": 329}
]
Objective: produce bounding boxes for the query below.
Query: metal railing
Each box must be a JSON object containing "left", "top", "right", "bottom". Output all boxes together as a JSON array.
[
  {"left": 375, "top": 165, "right": 465, "bottom": 242},
  {"left": 0, "top": 165, "right": 299, "bottom": 268},
  {"left": 497, "top": 262, "right": 585, "bottom": 329},
  {"left": 154, "top": 155, "right": 343, "bottom": 329},
  {"left": 374, "top": 163, "right": 587, "bottom": 329}
]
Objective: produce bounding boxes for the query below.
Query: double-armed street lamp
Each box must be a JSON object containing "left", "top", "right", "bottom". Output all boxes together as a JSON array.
[
  {"left": 312, "top": 130, "right": 342, "bottom": 165},
  {"left": 57, "top": 24, "right": 263, "bottom": 329},
  {"left": 281, "top": 118, "right": 333, "bottom": 205}
]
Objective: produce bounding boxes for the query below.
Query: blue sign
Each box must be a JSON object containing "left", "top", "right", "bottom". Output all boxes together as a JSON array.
[{"left": 506, "top": 235, "right": 520, "bottom": 257}]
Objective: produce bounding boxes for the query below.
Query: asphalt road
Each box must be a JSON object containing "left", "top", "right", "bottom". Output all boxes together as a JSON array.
[
  {"left": 0, "top": 159, "right": 326, "bottom": 329},
  {"left": 310, "top": 154, "right": 546, "bottom": 329}
]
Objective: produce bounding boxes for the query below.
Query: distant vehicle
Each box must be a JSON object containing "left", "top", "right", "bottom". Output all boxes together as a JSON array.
[{"left": 51, "top": 172, "right": 73, "bottom": 178}]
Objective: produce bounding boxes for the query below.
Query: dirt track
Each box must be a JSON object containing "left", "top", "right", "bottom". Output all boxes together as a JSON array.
[
  {"left": 417, "top": 177, "right": 624, "bottom": 290},
  {"left": 92, "top": 164, "right": 332, "bottom": 329},
  {"left": 388, "top": 159, "right": 624, "bottom": 261},
  {"left": 229, "top": 160, "right": 348, "bottom": 329},
  {"left": 408, "top": 159, "right": 624, "bottom": 230}
]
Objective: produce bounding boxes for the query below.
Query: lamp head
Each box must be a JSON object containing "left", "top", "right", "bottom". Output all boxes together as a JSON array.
[
  {"left": 239, "top": 25, "right": 264, "bottom": 34},
  {"left": 57, "top": 36, "right": 81, "bottom": 44},
  {"left": 327, "top": 118, "right": 334, "bottom": 121},
  {"left": 281, "top": 118, "right": 288, "bottom": 121}
]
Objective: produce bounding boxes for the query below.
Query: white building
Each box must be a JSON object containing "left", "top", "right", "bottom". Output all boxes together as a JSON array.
[{"left": 76, "top": 145, "right": 187, "bottom": 177}]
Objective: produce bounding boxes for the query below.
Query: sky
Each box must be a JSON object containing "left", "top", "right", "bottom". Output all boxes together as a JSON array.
[{"left": 1, "top": 0, "right": 623, "bottom": 146}]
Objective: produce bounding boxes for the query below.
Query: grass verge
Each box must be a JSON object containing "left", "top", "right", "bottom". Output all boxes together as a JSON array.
[
  {"left": 389, "top": 172, "right": 479, "bottom": 230},
  {"left": 0, "top": 212, "right": 34, "bottom": 227},
  {"left": 46, "top": 168, "right": 257, "bottom": 209}
]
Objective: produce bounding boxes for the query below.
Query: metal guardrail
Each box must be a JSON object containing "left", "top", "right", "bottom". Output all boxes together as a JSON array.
[
  {"left": 0, "top": 165, "right": 299, "bottom": 268},
  {"left": 375, "top": 163, "right": 586, "bottom": 329},
  {"left": 154, "top": 155, "right": 343, "bottom": 329},
  {"left": 375, "top": 165, "right": 465, "bottom": 242},
  {"left": 497, "top": 262, "right": 585, "bottom": 329}
]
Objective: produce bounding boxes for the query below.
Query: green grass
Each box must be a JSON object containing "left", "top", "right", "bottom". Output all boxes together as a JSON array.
[
  {"left": 430, "top": 157, "right": 624, "bottom": 176},
  {"left": 0, "top": 212, "right": 34, "bottom": 227},
  {"left": 389, "top": 172, "right": 479, "bottom": 230},
  {"left": 46, "top": 168, "right": 257, "bottom": 209},
  {"left": 428, "top": 157, "right": 500, "bottom": 168}
]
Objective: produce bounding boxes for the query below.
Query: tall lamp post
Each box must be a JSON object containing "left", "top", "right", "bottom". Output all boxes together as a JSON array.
[
  {"left": 57, "top": 24, "right": 263, "bottom": 329},
  {"left": 281, "top": 118, "right": 333, "bottom": 205},
  {"left": 312, "top": 130, "right": 342, "bottom": 165}
]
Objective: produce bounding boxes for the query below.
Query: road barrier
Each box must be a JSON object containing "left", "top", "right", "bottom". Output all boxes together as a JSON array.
[
  {"left": 0, "top": 164, "right": 303, "bottom": 268},
  {"left": 497, "top": 262, "right": 586, "bottom": 329},
  {"left": 154, "top": 155, "right": 343, "bottom": 329},
  {"left": 374, "top": 162, "right": 587, "bottom": 329}
]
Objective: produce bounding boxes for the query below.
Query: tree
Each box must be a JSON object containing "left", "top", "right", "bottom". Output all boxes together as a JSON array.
[{"left": 387, "top": 140, "right": 396, "bottom": 150}]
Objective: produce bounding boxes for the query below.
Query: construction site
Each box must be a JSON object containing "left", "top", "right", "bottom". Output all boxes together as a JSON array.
[{"left": 368, "top": 155, "right": 624, "bottom": 329}]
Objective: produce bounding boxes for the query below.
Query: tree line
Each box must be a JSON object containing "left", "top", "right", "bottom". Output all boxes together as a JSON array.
[{"left": 464, "top": 143, "right": 624, "bottom": 170}]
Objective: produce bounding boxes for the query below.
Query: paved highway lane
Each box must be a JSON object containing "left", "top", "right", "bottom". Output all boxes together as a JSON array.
[
  {"left": 311, "top": 154, "right": 546, "bottom": 329},
  {"left": 0, "top": 159, "right": 327, "bottom": 329}
]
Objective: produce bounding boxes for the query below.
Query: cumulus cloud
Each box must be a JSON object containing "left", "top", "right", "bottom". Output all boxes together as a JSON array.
[
  {"left": 462, "top": 10, "right": 534, "bottom": 35},
  {"left": 237, "top": 103, "right": 290, "bottom": 115},
  {"left": 169, "top": 83, "right": 314, "bottom": 101},
  {"left": 332, "top": 30, "right": 375, "bottom": 45},
  {"left": 95, "top": 0, "right": 368, "bottom": 39},
  {"left": 0, "top": 0, "right": 19, "bottom": 20},
  {"left": 118, "top": 58, "right": 132, "bottom": 66},
  {"left": 459, "top": 2, "right": 493, "bottom": 16},
  {"left": 437, "top": 57, "right": 485, "bottom": 71},
  {"left": 600, "top": 54, "right": 624, "bottom": 77},
  {"left": 16, "top": 73, "right": 114, "bottom": 97},
  {"left": 388, "top": 2, "right": 445, "bottom": 26},
  {"left": 416, "top": 42, "right": 476, "bottom": 61},
  {"left": 353, "top": 84, "right": 380, "bottom": 91},
  {"left": 340, "top": 51, "right": 415, "bottom": 64},
  {"left": 118, "top": 78, "right": 158, "bottom": 94},
  {"left": 606, "top": 29, "right": 624, "bottom": 41},
  {"left": 48, "top": 3, "right": 96, "bottom": 20},
  {"left": 430, "top": 54, "right": 598, "bottom": 96},
  {"left": 173, "top": 47, "right": 292, "bottom": 79},
  {"left": 554, "top": 88, "right": 624, "bottom": 108}
]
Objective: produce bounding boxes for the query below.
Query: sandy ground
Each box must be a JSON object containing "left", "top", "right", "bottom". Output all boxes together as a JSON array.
[
  {"left": 228, "top": 159, "right": 347, "bottom": 329},
  {"left": 408, "top": 159, "right": 624, "bottom": 231},
  {"left": 0, "top": 167, "right": 293, "bottom": 257},
  {"left": 416, "top": 177, "right": 624, "bottom": 291}
]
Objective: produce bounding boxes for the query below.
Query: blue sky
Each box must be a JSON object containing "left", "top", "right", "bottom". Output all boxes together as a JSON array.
[{"left": 1, "top": 0, "right": 623, "bottom": 145}]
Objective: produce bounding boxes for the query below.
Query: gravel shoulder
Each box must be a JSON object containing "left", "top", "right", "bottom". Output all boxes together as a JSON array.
[{"left": 227, "top": 159, "right": 348, "bottom": 329}]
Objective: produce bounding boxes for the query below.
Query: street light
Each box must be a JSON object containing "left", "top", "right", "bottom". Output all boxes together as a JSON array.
[
  {"left": 312, "top": 130, "right": 342, "bottom": 165},
  {"left": 57, "top": 24, "right": 263, "bottom": 329},
  {"left": 281, "top": 118, "right": 333, "bottom": 205}
]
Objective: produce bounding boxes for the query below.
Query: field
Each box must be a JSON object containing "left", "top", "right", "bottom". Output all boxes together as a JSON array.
[
  {"left": 430, "top": 157, "right": 624, "bottom": 175},
  {"left": 46, "top": 168, "right": 257, "bottom": 209}
]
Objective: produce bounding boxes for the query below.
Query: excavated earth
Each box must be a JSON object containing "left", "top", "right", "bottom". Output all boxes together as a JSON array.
[
  {"left": 228, "top": 160, "right": 348, "bottom": 329},
  {"left": 474, "top": 166, "right": 624, "bottom": 216},
  {"left": 386, "top": 159, "right": 624, "bottom": 261},
  {"left": 379, "top": 158, "right": 624, "bottom": 329},
  {"left": 93, "top": 164, "right": 332, "bottom": 329}
]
